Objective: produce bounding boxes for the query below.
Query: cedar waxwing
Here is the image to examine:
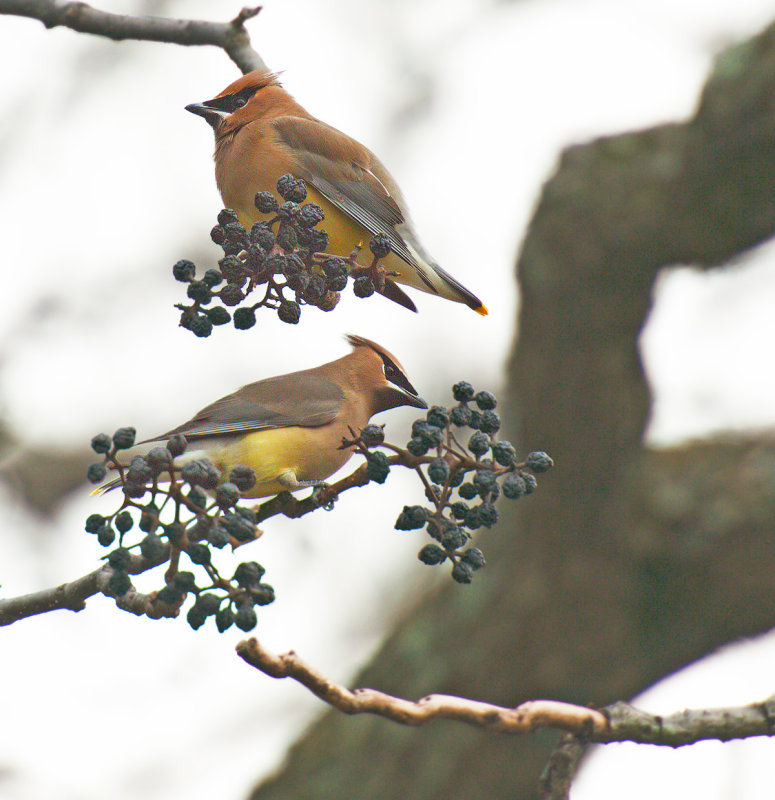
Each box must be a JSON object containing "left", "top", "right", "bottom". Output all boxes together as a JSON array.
[
  {"left": 100, "top": 336, "right": 426, "bottom": 499},
  {"left": 185, "top": 70, "right": 487, "bottom": 315}
]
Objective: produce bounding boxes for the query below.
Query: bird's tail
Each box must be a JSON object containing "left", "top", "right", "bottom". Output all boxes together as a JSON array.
[
  {"left": 402, "top": 236, "right": 488, "bottom": 315},
  {"left": 430, "top": 261, "right": 488, "bottom": 315},
  {"left": 90, "top": 475, "right": 123, "bottom": 496}
]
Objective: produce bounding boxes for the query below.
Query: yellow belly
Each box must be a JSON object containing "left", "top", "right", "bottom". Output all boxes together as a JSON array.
[
  {"left": 209, "top": 425, "right": 354, "bottom": 499},
  {"left": 229, "top": 186, "right": 422, "bottom": 292}
]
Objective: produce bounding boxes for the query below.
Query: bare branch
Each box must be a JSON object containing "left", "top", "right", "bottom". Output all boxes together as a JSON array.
[
  {"left": 236, "top": 637, "right": 606, "bottom": 735},
  {"left": 0, "top": 549, "right": 168, "bottom": 626},
  {"left": 0, "top": 0, "right": 267, "bottom": 73},
  {"left": 599, "top": 698, "right": 775, "bottom": 747},
  {"left": 538, "top": 733, "right": 587, "bottom": 800},
  {"left": 236, "top": 637, "right": 775, "bottom": 749}
]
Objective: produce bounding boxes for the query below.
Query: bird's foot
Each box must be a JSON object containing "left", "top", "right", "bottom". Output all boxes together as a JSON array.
[{"left": 310, "top": 482, "right": 337, "bottom": 510}]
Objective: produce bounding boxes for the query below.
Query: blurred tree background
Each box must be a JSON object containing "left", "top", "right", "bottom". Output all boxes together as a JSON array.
[
  {"left": 2, "top": 2, "right": 775, "bottom": 800},
  {"left": 250, "top": 18, "right": 775, "bottom": 800}
]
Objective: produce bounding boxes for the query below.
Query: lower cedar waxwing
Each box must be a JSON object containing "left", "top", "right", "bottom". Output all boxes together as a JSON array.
[
  {"left": 185, "top": 70, "right": 487, "bottom": 315},
  {"left": 101, "top": 336, "right": 426, "bottom": 499}
]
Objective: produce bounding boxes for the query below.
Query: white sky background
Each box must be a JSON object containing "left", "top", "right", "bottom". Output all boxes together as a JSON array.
[{"left": 1, "top": 1, "right": 775, "bottom": 799}]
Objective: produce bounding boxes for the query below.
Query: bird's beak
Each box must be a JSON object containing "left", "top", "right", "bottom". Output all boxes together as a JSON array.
[
  {"left": 406, "top": 392, "right": 429, "bottom": 410},
  {"left": 396, "top": 378, "right": 428, "bottom": 409},
  {"left": 185, "top": 102, "right": 228, "bottom": 129},
  {"left": 383, "top": 370, "right": 427, "bottom": 410},
  {"left": 374, "top": 384, "right": 428, "bottom": 412}
]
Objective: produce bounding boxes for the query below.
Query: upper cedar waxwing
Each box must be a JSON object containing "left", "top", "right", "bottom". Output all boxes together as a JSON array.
[
  {"left": 185, "top": 70, "right": 487, "bottom": 315},
  {"left": 101, "top": 336, "right": 426, "bottom": 499}
]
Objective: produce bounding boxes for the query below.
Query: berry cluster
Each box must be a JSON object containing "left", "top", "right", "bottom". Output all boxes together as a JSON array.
[
  {"left": 174, "top": 174, "right": 395, "bottom": 337},
  {"left": 342, "top": 382, "right": 553, "bottom": 584},
  {"left": 84, "top": 383, "right": 551, "bottom": 629},
  {"left": 86, "top": 428, "right": 272, "bottom": 633}
]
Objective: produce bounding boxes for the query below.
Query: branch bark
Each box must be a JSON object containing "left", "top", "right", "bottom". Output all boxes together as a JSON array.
[
  {"left": 538, "top": 734, "right": 587, "bottom": 800},
  {"left": 0, "top": 0, "right": 267, "bottom": 73},
  {"left": 237, "top": 637, "right": 775, "bottom": 747},
  {"left": 0, "top": 549, "right": 168, "bottom": 625},
  {"left": 237, "top": 637, "right": 606, "bottom": 735}
]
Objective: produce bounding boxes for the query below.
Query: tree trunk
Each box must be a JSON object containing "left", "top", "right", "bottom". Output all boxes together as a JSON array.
[{"left": 251, "top": 19, "right": 775, "bottom": 799}]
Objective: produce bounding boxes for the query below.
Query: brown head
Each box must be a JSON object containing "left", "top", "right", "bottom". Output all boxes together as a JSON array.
[
  {"left": 185, "top": 70, "right": 309, "bottom": 139},
  {"left": 326, "top": 334, "right": 427, "bottom": 416}
]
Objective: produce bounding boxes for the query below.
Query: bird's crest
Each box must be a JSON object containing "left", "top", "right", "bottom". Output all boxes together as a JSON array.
[{"left": 214, "top": 70, "right": 283, "bottom": 99}]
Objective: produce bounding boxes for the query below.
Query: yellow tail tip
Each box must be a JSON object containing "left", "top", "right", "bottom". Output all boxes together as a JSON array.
[{"left": 474, "top": 304, "right": 489, "bottom": 316}]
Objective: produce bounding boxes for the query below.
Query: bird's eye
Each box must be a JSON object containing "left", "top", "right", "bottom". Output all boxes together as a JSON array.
[
  {"left": 233, "top": 97, "right": 247, "bottom": 110},
  {"left": 380, "top": 355, "right": 417, "bottom": 396}
]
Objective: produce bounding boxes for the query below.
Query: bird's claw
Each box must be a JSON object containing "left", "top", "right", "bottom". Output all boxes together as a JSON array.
[{"left": 310, "top": 482, "right": 336, "bottom": 510}]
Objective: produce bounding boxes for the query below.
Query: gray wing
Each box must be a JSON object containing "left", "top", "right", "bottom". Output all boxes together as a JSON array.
[
  {"left": 271, "top": 116, "right": 436, "bottom": 292},
  {"left": 148, "top": 373, "right": 344, "bottom": 442}
]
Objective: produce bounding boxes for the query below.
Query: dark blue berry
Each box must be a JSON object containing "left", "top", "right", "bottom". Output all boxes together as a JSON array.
[
  {"left": 428, "top": 457, "right": 450, "bottom": 485},
  {"left": 468, "top": 431, "right": 490, "bottom": 457},
  {"left": 406, "top": 437, "right": 430, "bottom": 457},
  {"left": 173, "top": 259, "right": 196, "bottom": 282},
  {"left": 235, "top": 604, "right": 258, "bottom": 632},
  {"left": 112, "top": 427, "right": 136, "bottom": 450},
  {"left": 369, "top": 234, "right": 391, "bottom": 259},
  {"left": 360, "top": 424, "right": 385, "bottom": 448},
  {"left": 85, "top": 513, "right": 105, "bottom": 534},
  {"left": 418, "top": 544, "right": 446, "bottom": 565},
  {"left": 254, "top": 191, "right": 278, "bottom": 214},
  {"left": 474, "top": 391, "right": 497, "bottom": 410},
  {"left": 452, "top": 382, "right": 475, "bottom": 402},
  {"left": 458, "top": 482, "right": 477, "bottom": 500},
  {"left": 394, "top": 505, "right": 429, "bottom": 530},
  {"left": 451, "top": 561, "right": 474, "bottom": 584},
  {"left": 479, "top": 410, "right": 500, "bottom": 434},
  {"left": 87, "top": 463, "right": 106, "bottom": 484},
  {"left": 278, "top": 301, "right": 301, "bottom": 325},
  {"left": 426, "top": 406, "right": 449, "bottom": 428},
  {"left": 462, "top": 547, "right": 486, "bottom": 570},
  {"left": 229, "top": 465, "right": 256, "bottom": 492},
  {"left": 233, "top": 307, "right": 256, "bottom": 329},
  {"left": 366, "top": 451, "right": 390, "bottom": 483},
  {"left": 90, "top": 433, "right": 111, "bottom": 454},
  {"left": 526, "top": 451, "right": 554, "bottom": 472},
  {"left": 492, "top": 441, "right": 517, "bottom": 467},
  {"left": 502, "top": 473, "right": 526, "bottom": 500}
]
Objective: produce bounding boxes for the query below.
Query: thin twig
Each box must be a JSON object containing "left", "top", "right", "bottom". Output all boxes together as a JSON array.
[
  {"left": 236, "top": 637, "right": 606, "bottom": 734},
  {"left": 0, "top": 0, "right": 266, "bottom": 73},
  {"left": 236, "top": 637, "right": 775, "bottom": 748}
]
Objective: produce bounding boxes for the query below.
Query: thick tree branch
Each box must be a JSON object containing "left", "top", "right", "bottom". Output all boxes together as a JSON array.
[
  {"left": 0, "top": 0, "right": 266, "bottom": 73},
  {"left": 0, "top": 549, "right": 169, "bottom": 625}
]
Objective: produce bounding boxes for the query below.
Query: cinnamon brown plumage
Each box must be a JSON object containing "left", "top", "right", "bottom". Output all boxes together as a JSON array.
[{"left": 186, "top": 70, "right": 487, "bottom": 314}]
